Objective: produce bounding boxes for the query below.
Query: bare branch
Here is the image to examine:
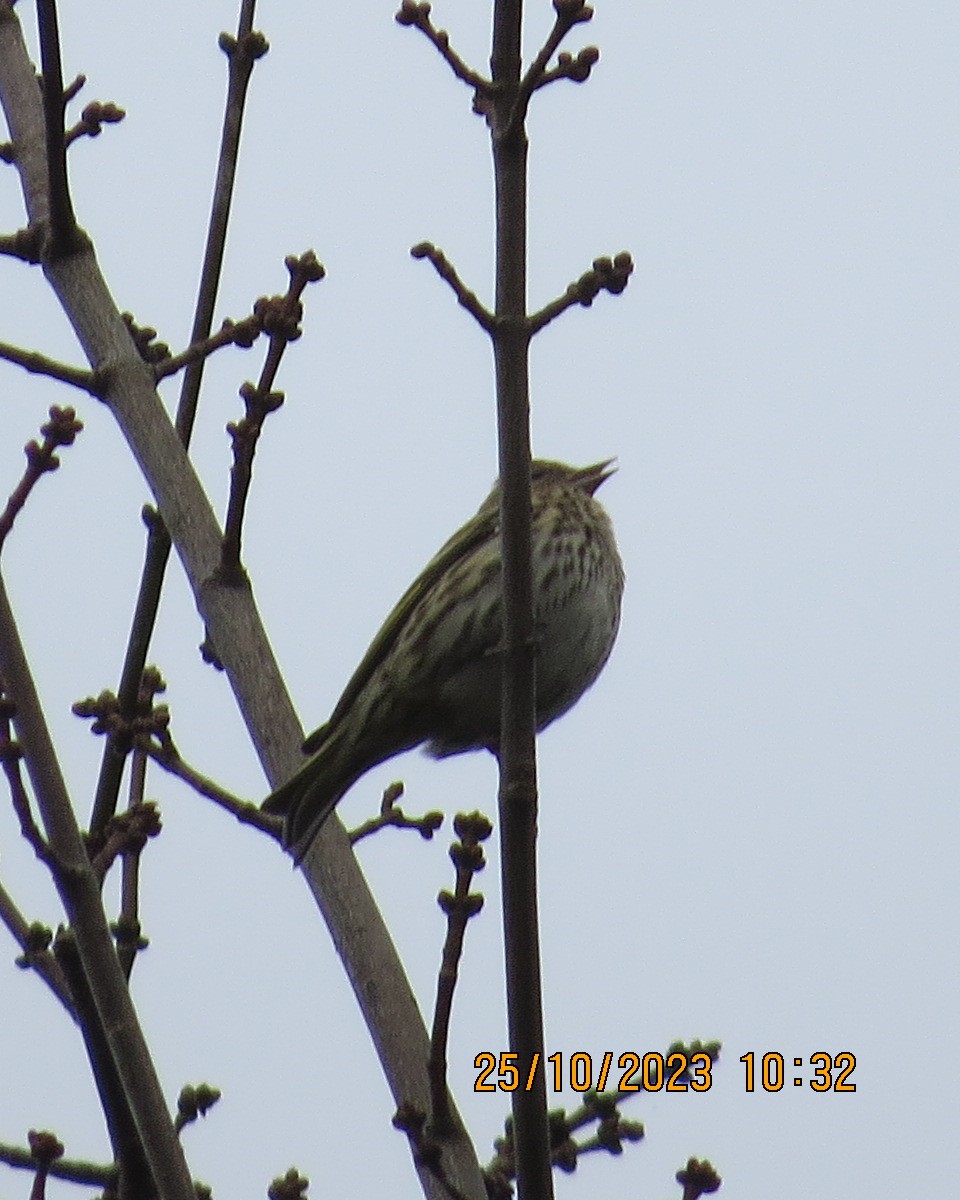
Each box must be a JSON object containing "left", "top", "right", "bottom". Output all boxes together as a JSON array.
[
  {"left": 147, "top": 728, "right": 282, "bottom": 839},
  {"left": 153, "top": 312, "right": 264, "bottom": 381},
  {"left": 64, "top": 99, "right": 125, "bottom": 148},
  {"left": 0, "top": 225, "right": 44, "bottom": 261},
  {"left": 349, "top": 780, "right": 444, "bottom": 844},
  {"left": 0, "top": 339, "right": 100, "bottom": 391},
  {"left": 0, "top": 884, "right": 74, "bottom": 1014},
  {"left": 88, "top": 11, "right": 270, "bottom": 839},
  {"left": 503, "top": 1, "right": 595, "bottom": 139},
  {"left": 411, "top": 242, "right": 495, "bottom": 332},
  {"left": 527, "top": 252, "right": 634, "bottom": 334},
  {"left": 395, "top": 2, "right": 492, "bottom": 96},
  {"left": 0, "top": 575, "right": 195, "bottom": 1200},
  {"left": 428, "top": 813, "right": 492, "bottom": 1133},
  {"left": 218, "top": 250, "right": 325, "bottom": 581},
  {"left": 0, "top": 1140, "right": 114, "bottom": 1188},
  {"left": 0, "top": 405, "right": 83, "bottom": 555},
  {"left": 36, "top": 0, "right": 80, "bottom": 256}
]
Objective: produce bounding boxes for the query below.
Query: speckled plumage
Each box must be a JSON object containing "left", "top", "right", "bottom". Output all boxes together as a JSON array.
[{"left": 263, "top": 460, "right": 624, "bottom": 859}]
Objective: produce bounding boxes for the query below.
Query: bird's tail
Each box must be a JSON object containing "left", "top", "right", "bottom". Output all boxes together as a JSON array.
[{"left": 262, "top": 725, "right": 351, "bottom": 862}]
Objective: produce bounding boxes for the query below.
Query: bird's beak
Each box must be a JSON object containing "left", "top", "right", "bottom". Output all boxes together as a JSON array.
[{"left": 577, "top": 458, "right": 617, "bottom": 495}]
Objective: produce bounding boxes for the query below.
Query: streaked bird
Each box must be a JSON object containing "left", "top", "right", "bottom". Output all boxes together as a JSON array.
[{"left": 263, "top": 459, "right": 624, "bottom": 859}]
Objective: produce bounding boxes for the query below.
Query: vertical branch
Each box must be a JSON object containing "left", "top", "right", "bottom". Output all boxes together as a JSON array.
[
  {"left": 34, "top": 0, "right": 76, "bottom": 255},
  {"left": 89, "top": 4, "right": 267, "bottom": 836},
  {"left": 490, "top": 3, "right": 552, "bottom": 1200}
]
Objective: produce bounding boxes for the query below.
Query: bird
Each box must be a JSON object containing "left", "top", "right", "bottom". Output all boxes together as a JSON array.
[{"left": 263, "top": 459, "right": 624, "bottom": 859}]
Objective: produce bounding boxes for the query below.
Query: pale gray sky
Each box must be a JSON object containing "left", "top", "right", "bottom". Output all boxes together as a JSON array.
[{"left": 1, "top": 3, "right": 956, "bottom": 1198}]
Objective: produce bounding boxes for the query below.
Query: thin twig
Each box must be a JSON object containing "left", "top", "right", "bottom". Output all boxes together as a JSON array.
[
  {"left": 0, "top": 880, "right": 74, "bottom": 1014},
  {"left": 88, "top": 9, "right": 268, "bottom": 838},
  {"left": 428, "top": 813, "right": 492, "bottom": 1133},
  {"left": 532, "top": 45, "right": 599, "bottom": 91},
  {"left": 0, "top": 340, "right": 100, "bottom": 392},
  {"left": 87, "top": 801, "right": 161, "bottom": 882},
  {"left": 117, "top": 745, "right": 148, "bottom": 980},
  {"left": 349, "top": 781, "right": 444, "bottom": 845},
  {"left": 63, "top": 99, "right": 124, "bottom": 148},
  {"left": 0, "top": 405, "right": 83, "bottom": 555},
  {"left": 504, "top": 1, "right": 595, "bottom": 139},
  {"left": 146, "top": 729, "right": 282, "bottom": 838},
  {"left": 76, "top": 676, "right": 282, "bottom": 838},
  {"left": 527, "top": 252, "right": 633, "bottom": 334},
  {"left": 395, "top": 2, "right": 492, "bottom": 95},
  {"left": 153, "top": 312, "right": 264, "bottom": 381},
  {"left": 411, "top": 243, "right": 494, "bottom": 332},
  {"left": 0, "top": 679, "right": 55, "bottom": 863},
  {"left": 0, "top": 1140, "right": 114, "bottom": 1188},
  {"left": 218, "top": 250, "right": 324, "bottom": 581}
]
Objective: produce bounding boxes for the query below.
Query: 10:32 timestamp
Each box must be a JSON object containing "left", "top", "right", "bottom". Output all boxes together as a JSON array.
[{"left": 740, "top": 1051, "right": 856, "bottom": 1092}]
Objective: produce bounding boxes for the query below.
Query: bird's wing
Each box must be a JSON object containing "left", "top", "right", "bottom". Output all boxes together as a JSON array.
[{"left": 302, "top": 502, "right": 499, "bottom": 753}]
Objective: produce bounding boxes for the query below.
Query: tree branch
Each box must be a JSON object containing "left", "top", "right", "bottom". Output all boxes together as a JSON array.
[
  {"left": 395, "top": 2, "right": 492, "bottom": 96},
  {"left": 428, "top": 813, "right": 492, "bottom": 1133},
  {"left": 35, "top": 0, "right": 79, "bottom": 256},
  {"left": 0, "top": 575, "right": 195, "bottom": 1200},
  {"left": 0, "top": 404, "right": 83, "bottom": 554},
  {"left": 0, "top": 339, "right": 100, "bottom": 391},
  {"left": 527, "top": 252, "right": 633, "bottom": 334},
  {"left": 88, "top": 9, "right": 269, "bottom": 839},
  {"left": 411, "top": 242, "right": 494, "bottom": 332},
  {"left": 0, "top": 880, "right": 74, "bottom": 1014},
  {"left": 488, "top": 1, "right": 555, "bottom": 1197}
]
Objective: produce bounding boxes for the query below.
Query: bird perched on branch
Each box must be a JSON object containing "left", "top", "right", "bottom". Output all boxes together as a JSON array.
[{"left": 263, "top": 459, "right": 624, "bottom": 860}]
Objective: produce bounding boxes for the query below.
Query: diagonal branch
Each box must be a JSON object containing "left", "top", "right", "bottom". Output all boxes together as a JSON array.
[
  {"left": 527, "top": 252, "right": 634, "bottom": 334},
  {"left": 503, "top": 0, "right": 595, "bottom": 140},
  {"left": 0, "top": 880, "right": 74, "bottom": 1014},
  {"left": 0, "top": 339, "right": 101, "bottom": 392},
  {"left": 0, "top": 405, "right": 84, "bottom": 555},
  {"left": 411, "top": 242, "right": 494, "bottom": 332},
  {"left": 0, "top": 574, "right": 195, "bottom": 1200},
  {"left": 395, "top": 2, "right": 492, "bottom": 96}
]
